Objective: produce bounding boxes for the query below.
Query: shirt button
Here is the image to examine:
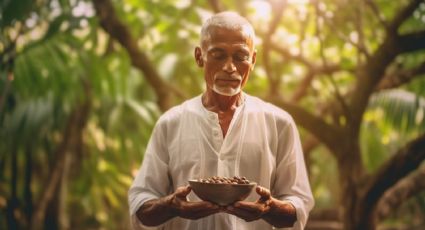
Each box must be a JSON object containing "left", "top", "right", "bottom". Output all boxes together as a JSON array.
[
  {"left": 213, "top": 131, "right": 219, "bottom": 136},
  {"left": 219, "top": 155, "right": 225, "bottom": 160}
]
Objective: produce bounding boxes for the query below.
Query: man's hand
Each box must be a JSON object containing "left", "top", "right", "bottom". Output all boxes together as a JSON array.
[
  {"left": 136, "top": 185, "right": 221, "bottom": 226},
  {"left": 169, "top": 185, "right": 221, "bottom": 220},
  {"left": 225, "top": 186, "right": 297, "bottom": 228},
  {"left": 224, "top": 186, "right": 272, "bottom": 222}
]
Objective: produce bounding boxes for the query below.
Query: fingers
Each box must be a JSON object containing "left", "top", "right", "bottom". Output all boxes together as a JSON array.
[
  {"left": 184, "top": 201, "right": 219, "bottom": 211},
  {"left": 233, "top": 201, "right": 270, "bottom": 214},
  {"left": 234, "top": 201, "right": 262, "bottom": 211},
  {"left": 175, "top": 185, "right": 192, "bottom": 198},
  {"left": 173, "top": 185, "right": 273, "bottom": 222},
  {"left": 226, "top": 205, "right": 262, "bottom": 222},
  {"left": 178, "top": 201, "right": 221, "bottom": 220},
  {"left": 224, "top": 188, "right": 273, "bottom": 222},
  {"left": 256, "top": 186, "right": 271, "bottom": 200},
  {"left": 184, "top": 207, "right": 221, "bottom": 219}
]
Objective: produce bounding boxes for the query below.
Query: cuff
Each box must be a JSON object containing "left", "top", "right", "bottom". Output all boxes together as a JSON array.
[
  {"left": 130, "top": 213, "right": 162, "bottom": 230},
  {"left": 280, "top": 196, "right": 308, "bottom": 230},
  {"left": 128, "top": 189, "right": 159, "bottom": 215}
]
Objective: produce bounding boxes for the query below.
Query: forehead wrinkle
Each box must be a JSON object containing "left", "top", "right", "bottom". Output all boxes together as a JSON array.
[{"left": 207, "top": 43, "right": 250, "bottom": 53}]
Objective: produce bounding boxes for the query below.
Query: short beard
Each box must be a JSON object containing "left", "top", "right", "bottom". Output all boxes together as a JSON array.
[{"left": 212, "top": 84, "right": 241, "bottom": 96}]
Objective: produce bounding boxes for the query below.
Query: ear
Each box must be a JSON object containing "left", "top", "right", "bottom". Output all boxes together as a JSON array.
[
  {"left": 194, "top": 46, "right": 204, "bottom": 67},
  {"left": 250, "top": 50, "right": 257, "bottom": 71}
]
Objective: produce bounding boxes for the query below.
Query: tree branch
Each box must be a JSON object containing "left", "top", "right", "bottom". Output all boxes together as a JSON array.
[
  {"left": 302, "top": 135, "right": 320, "bottom": 176},
  {"left": 364, "top": 0, "right": 388, "bottom": 29},
  {"left": 356, "top": 132, "right": 425, "bottom": 227},
  {"left": 375, "top": 165, "right": 425, "bottom": 222},
  {"left": 270, "top": 40, "right": 346, "bottom": 102},
  {"left": 291, "top": 70, "right": 315, "bottom": 102},
  {"left": 262, "top": 42, "right": 279, "bottom": 97},
  {"left": 266, "top": 0, "right": 287, "bottom": 37},
  {"left": 92, "top": 0, "right": 183, "bottom": 111},
  {"left": 399, "top": 29, "right": 425, "bottom": 53},
  {"left": 288, "top": 64, "right": 347, "bottom": 103},
  {"left": 349, "top": 37, "right": 400, "bottom": 134},
  {"left": 313, "top": 1, "right": 351, "bottom": 125},
  {"left": 376, "top": 61, "right": 425, "bottom": 90},
  {"left": 269, "top": 41, "right": 315, "bottom": 68},
  {"left": 270, "top": 41, "right": 346, "bottom": 73},
  {"left": 31, "top": 99, "right": 91, "bottom": 230},
  {"left": 330, "top": 23, "right": 371, "bottom": 58},
  {"left": 388, "top": 0, "right": 424, "bottom": 33},
  {"left": 355, "top": 1, "right": 367, "bottom": 63},
  {"left": 262, "top": 0, "right": 287, "bottom": 97},
  {"left": 297, "top": 3, "right": 309, "bottom": 56},
  {"left": 267, "top": 96, "right": 344, "bottom": 154},
  {"left": 350, "top": 28, "right": 425, "bottom": 133},
  {"left": 313, "top": 0, "right": 371, "bottom": 60},
  {"left": 349, "top": 1, "right": 424, "bottom": 131}
]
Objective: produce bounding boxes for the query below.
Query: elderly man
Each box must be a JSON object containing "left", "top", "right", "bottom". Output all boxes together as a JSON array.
[{"left": 129, "top": 11, "right": 314, "bottom": 230}]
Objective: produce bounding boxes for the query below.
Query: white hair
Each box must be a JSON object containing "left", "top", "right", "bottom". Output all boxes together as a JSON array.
[{"left": 200, "top": 11, "right": 256, "bottom": 49}]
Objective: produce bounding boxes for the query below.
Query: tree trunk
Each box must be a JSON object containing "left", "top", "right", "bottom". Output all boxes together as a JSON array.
[
  {"left": 58, "top": 148, "right": 71, "bottom": 230},
  {"left": 31, "top": 116, "right": 73, "bottom": 230},
  {"left": 31, "top": 97, "right": 91, "bottom": 229},
  {"left": 353, "top": 133, "right": 425, "bottom": 230},
  {"left": 336, "top": 142, "right": 367, "bottom": 230},
  {"left": 375, "top": 166, "right": 425, "bottom": 222},
  {"left": 24, "top": 144, "right": 33, "bottom": 227},
  {"left": 6, "top": 146, "right": 19, "bottom": 230},
  {"left": 92, "top": 0, "right": 186, "bottom": 111},
  {"left": 44, "top": 185, "right": 60, "bottom": 230}
]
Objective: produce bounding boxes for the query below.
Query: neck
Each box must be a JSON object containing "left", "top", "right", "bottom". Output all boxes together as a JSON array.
[{"left": 202, "top": 89, "right": 244, "bottom": 112}]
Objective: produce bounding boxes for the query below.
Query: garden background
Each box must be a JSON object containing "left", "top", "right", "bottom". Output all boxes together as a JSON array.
[{"left": 1, "top": 0, "right": 425, "bottom": 229}]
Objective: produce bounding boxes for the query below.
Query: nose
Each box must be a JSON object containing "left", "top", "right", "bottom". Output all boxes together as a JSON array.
[{"left": 223, "top": 58, "right": 236, "bottom": 73}]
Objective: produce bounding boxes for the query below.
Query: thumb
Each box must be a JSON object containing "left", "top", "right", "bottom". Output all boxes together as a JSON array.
[
  {"left": 175, "top": 185, "right": 192, "bottom": 198},
  {"left": 256, "top": 186, "right": 271, "bottom": 200}
]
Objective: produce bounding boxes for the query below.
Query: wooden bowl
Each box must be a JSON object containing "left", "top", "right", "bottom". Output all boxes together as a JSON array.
[{"left": 188, "top": 179, "right": 256, "bottom": 206}]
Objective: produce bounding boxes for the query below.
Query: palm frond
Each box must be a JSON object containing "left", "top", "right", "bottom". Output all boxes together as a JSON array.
[{"left": 369, "top": 89, "right": 425, "bottom": 133}]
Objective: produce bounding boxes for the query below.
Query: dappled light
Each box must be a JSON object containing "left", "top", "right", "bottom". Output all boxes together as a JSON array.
[
  {"left": 249, "top": 0, "right": 272, "bottom": 22},
  {"left": 1, "top": 0, "right": 425, "bottom": 229}
]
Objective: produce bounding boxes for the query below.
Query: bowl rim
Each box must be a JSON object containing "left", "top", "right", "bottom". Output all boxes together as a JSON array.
[{"left": 188, "top": 179, "right": 257, "bottom": 186}]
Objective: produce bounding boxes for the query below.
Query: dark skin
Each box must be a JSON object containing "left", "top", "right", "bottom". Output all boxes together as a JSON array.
[
  {"left": 226, "top": 186, "right": 297, "bottom": 227},
  {"left": 136, "top": 186, "right": 221, "bottom": 226},
  {"left": 197, "top": 25, "right": 253, "bottom": 137},
  {"left": 137, "top": 186, "right": 296, "bottom": 227},
  {"left": 136, "top": 21, "right": 297, "bottom": 228}
]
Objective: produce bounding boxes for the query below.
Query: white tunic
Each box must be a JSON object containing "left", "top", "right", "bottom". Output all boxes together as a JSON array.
[{"left": 129, "top": 94, "right": 314, "bottom": 230}]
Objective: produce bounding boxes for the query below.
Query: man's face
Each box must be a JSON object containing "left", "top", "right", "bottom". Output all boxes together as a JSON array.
[{"left": 195, "top": 26, "right": 256, "bottom": 96}]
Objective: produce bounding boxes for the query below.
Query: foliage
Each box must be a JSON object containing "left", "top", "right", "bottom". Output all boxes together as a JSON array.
[{"left": 1, "top": 0, "right": 425, "bottom": 229}]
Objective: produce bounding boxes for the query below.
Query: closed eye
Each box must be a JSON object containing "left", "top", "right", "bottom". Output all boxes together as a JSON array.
[
  {"left": 210, "top": 50, "right": 226, "bottom": 60},
  {"left": 234, "top": 52, "right": 250, "bottom": 62}
]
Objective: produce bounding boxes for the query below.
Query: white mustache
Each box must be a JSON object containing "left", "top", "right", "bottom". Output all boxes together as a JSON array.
[{"left": 215, "top": 75, "right": 241, "bottom": 81}]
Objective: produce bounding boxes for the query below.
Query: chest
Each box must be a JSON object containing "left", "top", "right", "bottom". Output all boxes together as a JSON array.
[{"left": 218, "top": 112, "right": 234, "bottom": 137}]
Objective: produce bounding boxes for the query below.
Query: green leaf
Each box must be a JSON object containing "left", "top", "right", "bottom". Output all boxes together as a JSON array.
[
  {"left": 372, "top": 90, "right": 425, "bottom": 131},
  {"left": 0, "top": 0, "right": 33, "bottom": 28}
]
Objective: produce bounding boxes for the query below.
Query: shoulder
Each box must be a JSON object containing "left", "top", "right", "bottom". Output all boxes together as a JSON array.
[
  {"left": 156, "top": 96, "right": 201, "bottom": 125},
  {"left": 245, "top": 94, "right": 295, "bottom": 125}
]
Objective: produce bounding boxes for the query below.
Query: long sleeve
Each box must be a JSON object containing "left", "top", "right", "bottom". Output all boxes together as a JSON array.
[
  {"left": 127, "top": 95, "right": 314, "bottom": 230},
  {"left": 273, "top": 115, "right": 314, "bottom": 230},
  {"left": 128, "top": 118, "right": 170, "bottom": 229}
]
